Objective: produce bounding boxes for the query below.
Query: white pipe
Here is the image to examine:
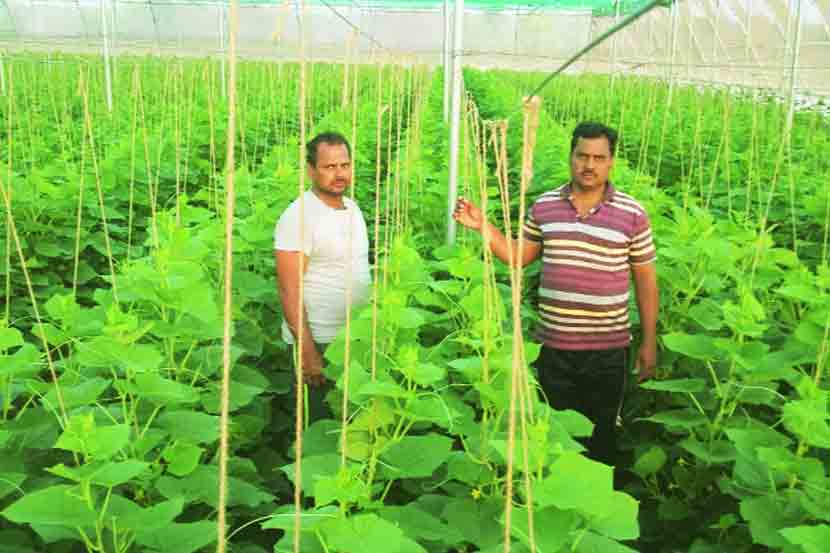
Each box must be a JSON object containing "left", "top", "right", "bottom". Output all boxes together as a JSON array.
[
  {"left": 220, "top": 5, "right": 227, "bottom": 100},
  {"left": 785, "top": 0, "right": 804, "bottom": 136},
  {"left": 111, "top": 0, "right": 117, "bottom": 83},
  {"left": 443, "top": 0, "right": 451, "bottom": 122},
  {"left": 447, "top": 0, "right": 464, "bottom": 245},
  {"left": 101, "top": 0, "right": 113, "bottom": 113},
  {"left": 610, "top": 0, "right": 620, "bottom": 85}
]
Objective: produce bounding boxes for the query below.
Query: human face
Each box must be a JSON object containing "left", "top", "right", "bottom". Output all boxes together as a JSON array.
[
  {"left": 569, "top": 136, "right": 614, "bottom": 193},
  {"left": 308, "top": 142, "right": 351, "bottom": 200}
]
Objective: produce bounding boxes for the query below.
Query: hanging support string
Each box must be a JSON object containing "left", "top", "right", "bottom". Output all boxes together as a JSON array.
[{"left": 216, "top": 0, "right": 240, "bottom": 551}]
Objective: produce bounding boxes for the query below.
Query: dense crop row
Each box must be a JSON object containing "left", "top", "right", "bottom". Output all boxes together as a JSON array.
[
  {"left": 464, "top": 68, "right": 830, "bottom": 552},
  {"left": 0, "top": 52, "right": 828, "bottom": 553}
]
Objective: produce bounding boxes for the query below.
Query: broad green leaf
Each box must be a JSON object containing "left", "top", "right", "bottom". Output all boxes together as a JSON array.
[
  {"left": 688, "top": 300, "right": 723, "bottom": 331},
  {"left": 639, "top": 409, "right": 709, "bottom": 430},
  {"left": 740, "top": 494, "right": 805, "bottom": 548},
  {"left": 780, "top": 525, "right": 830, "bottom": 553},
  {"left": 640, "top": 378, "right": 706, "bottom": 393},
  {"left": 511, "top": 506, "right": 579, "bottom": 552},
  {"left": 633, "top": 446, "right": 667, "bottom": 478},
  {"left": 440, "top": 497, "right": 506, "bottom": 550},
  {"left": 662, "top": 332, "right": 722, "bottom": 360},
  {"left": 0, "top": 472, "right": 26, "bottom": 502},
  {"left": 55, "top": 417, "right": 130, "bottom": 460},
  {"left": 0, "top": 327, "right": 24, "bottom": 351},
  {"left": 679, "top": 437, "right": 736, "bottom": 464},
  {"left": 156, "top": 465, "right": 273, "bottom": 509},
  {"left": 282, "top": 454, "right": 341, "bottom": 493},
  {"left": 114, "top": 497, "right": 185, "bottom": 532},
  {"left": 133, "top": 373, "right": 199, "bottom": 405},
  {"left": 262, "top": 505, "right": 338, "bottom": 531},
  {"left": 1, "top": 344, "right": 42, "bottom": 378},
  {"left": 535, "top": 453, "right": 613, "bottom": 510},
  {"left": 782, "top": 399, "right": 830, "bottom": 448},
  {"left": 381, "top": 505, "right": 455, "bottom": 543},
  {"left": 163, "top": 443, "right": 203, "bottom": 476},
  {"left": 552, "top": 409, "right": 594, "bottom": 438},
  {"left": 1, "top": 485, "right": 97, "bottom": 527},
  {"left": 381, "top": 434, "right": 454, "bottom": 478},
  {"left": 48, "top": 460, "right": 150, "bottom": 488},
  {"left": 574, "top": 531, "right": 639, "bottom": 553},
  {"left": 43, "top": 378, "right": 111, "bottom": 410},
  {"left": 156, "top": 410, "right": 219, "bottom": 444},
  {"left": 312, "top": 467, "right": 370, "bottom": 507},
  {"left": 134, "top": 521, "right": 216, "bottom": 553},
  {"left": 321, "top": 514, "right": 403, "bottom": 553}
]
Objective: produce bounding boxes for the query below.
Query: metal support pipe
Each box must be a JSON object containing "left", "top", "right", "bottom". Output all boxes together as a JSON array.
[
  {"left": 220, "top": 5, "right": 227, "bottom": 100},
  {"left": 785, "top": 0, "right": 804, "bottom": 136},
  {"left": 442, "top": 0, "right": 450, "bottom": 122},
  {"left": 447, "top": 0, "right": 464, "bottom": 245},
  {"left": 101, "top": 0, "right": 113, "bottom": 112}
]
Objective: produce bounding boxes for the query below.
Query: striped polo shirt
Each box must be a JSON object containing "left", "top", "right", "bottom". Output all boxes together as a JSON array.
[{"left": 522, "top": 183, "right": 656, "bottom": 351}]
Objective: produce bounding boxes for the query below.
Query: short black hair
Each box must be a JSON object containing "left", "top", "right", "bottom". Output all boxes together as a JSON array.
[
  {"left": 570, "top": 122, "right": 618, "bottom": 157},
  {"left": 306, "top": 132, "right": 351, "bottom": 167}
]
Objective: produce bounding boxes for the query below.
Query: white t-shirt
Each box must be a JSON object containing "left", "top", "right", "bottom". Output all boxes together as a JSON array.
[{"left": 274, "top": 190, "right": 371, "bottom": 344}]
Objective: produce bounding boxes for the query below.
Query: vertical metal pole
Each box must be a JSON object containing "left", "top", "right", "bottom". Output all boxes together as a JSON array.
[
  {"left": 785, "top": 0, "right": 803, "bottom": 136},
  {"left": 220, "top": 4, "right": 227, "bottom": 100},
  {"left": 443, "top": 0, "right": 450, "bottom": 122},
  {"left": 611, "top": 0, "right": 621, "bottom": 84},
  {"left": 667, "top": 0, "right": 679, "bottom": 98},
  {"left": 447, "top": 0, "right": 464, "bottom": 245},
  {"left": 101, "top": 0, "right": 113, "bottom": 112}
]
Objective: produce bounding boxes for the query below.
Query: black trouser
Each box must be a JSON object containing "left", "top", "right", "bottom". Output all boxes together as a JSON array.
[
  {"left": 288, "top": 342, "right": 334, "bottom": 424},
  {"left": 534, "top": 346, "right": 627, "bottom": 467}
]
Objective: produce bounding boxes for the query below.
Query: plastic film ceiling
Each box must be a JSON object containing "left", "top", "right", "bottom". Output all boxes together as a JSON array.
[{"left": 0, "top": 0, "right": 828, "bottom": 93}]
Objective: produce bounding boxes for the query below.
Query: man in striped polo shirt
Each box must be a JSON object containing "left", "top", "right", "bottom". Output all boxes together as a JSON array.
[{"left": 453, "top": 121, "right": 658, "bottom": 466}]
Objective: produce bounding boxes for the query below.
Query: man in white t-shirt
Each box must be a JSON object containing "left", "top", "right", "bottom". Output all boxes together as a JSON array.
[{"left": 273, "top": 132, "right": 371, "bottom": 410}]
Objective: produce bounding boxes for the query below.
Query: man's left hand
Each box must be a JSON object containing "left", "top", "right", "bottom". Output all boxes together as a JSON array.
[{"left": 636, "top": 339, "right": 657, "bottom": 382}]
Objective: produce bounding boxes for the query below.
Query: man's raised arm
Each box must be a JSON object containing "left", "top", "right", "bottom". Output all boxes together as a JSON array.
[{"left": 453, "top": 197, "right": 541, "bottom": 267}]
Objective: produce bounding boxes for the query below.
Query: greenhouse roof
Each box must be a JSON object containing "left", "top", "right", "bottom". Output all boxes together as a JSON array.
[{"left": 117, "top": 0, "right": 664, "bottom": 16}]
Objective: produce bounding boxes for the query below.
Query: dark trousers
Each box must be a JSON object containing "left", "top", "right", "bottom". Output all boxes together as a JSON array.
[
  {"left": 534, "top": 346, "right": 627, "bottom": 467},
  {"left": 288, "top": 343, "right": 334, "bottom": 424}
]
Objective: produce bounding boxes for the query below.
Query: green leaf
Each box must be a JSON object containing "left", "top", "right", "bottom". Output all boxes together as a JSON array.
[
  {"left": 135, "top": 521, "right": 216, "bottom": 553},
  {"left": 322, "top": 514, "right": 403, "bottom": 553},
  {"left": 55, "top": 416, "right": 130, "bottom": 460},
  {"left": 663, "top": 332, "right": 722, "bottom": 360},
  {"left": 511, "top": 507, "right": 579, "bottom": 552},
  {"left": 0, "top": 472, "right": 26, "bottom": 502},
  {"left": 282, "top": 454, "right": 341, "bottom": 493},
  {"left": 381, "top": 505, "right": 455, "bottom": 543},
  {"left": 535, "top": 453, "right": 613, "bottom": 510},
  {"left": 780, "top": 525, "right": 830, "bottom": 553},
  {"left": 43, "top": 378, "right": 111, "bottom": 410},
  {"left": 262, "top": 505, "right": 338, "bottom": 531},
  {"left": 1, "top": 344, "right": 42, "bottom": 378},
  {"left": 48, "top": 460, "right": 150, "bottom": 488},
  {"left": 133, "top": 373, "right": 199, "bottom": 405},
  {"left": 156, "top": 410, "right": 219, "bottom": 444},
  {"left": 741, "top": 494, "right": 805, "bottom": 548},
  {"left": 639, "top": 409, "right": 709, "bottom": 430},
  {"left": 163, "top": 443, "right": 203, "bottom": 477},
  {"left": 574, "top": 531, "right": 639, "bottom": 553},
  {"left": 1, "top": 485, "right": 97, "bottom": 527},
  {"left": 114, "top": 497, "right": 185, "bottom": 532},
  {"left": 0, "top": 327, "right": 24, "bottom": 351},
  {"left": 633, "top": 446, "right": 667, "bottom": 478},
  {"left": 381, "top": 434, "right": 454, "bottom": 478},
  {"left": 156, "top": 465, "right": 273, "bottom": 509},
  {"left": 640, "top": 378, "right": 706, "bottom": 393},
  {"left": 679, "top": 437, "right": 736, "bottom": 464}
]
